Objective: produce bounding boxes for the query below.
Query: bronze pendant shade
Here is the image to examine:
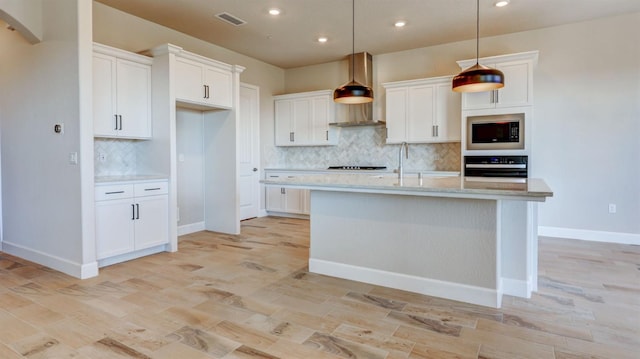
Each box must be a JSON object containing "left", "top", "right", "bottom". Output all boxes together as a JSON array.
[
  {"left": 334, "top": 0, "right": 374, "bottom": 104},
  {"left": 452, "top": 0, "right": 504, "bottom": 93}
]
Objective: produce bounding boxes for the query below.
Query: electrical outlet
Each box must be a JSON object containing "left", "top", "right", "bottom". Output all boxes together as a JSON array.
[
  {"left": 608, "top": 204, "right": 617, "bottom": 214},
  {"left": 68, "top": 152, "right": 78, "bottom": 165}
]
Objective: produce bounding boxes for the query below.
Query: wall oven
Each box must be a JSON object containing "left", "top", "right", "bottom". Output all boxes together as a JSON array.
[
  {"left": 464, "top": 156, "right": 528, "bottom": 178},
  {"left": 467, "top": 113, "right": 524, "bottom": 151}
]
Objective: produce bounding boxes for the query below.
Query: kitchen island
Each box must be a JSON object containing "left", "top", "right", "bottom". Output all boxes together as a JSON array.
[{"left": 262, "top": 173, "right": 553, "bottom": 308}]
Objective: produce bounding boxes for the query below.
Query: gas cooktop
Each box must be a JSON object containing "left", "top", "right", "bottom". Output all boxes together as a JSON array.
[{"left": 327, "top": 166, "right": 387, "bottom": 170}]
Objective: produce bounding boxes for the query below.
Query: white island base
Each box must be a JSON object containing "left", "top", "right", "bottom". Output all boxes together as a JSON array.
[{"left": 308, "top": 190, "right": 538, "bottom": 308}]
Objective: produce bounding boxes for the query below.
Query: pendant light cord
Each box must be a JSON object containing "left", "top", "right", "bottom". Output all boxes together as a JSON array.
[
  {"left": 475, "top": 0, "right": 480, "bottom": 63},
  {"left": 351, "top": 0, "right": 355, "bottom": 82}
]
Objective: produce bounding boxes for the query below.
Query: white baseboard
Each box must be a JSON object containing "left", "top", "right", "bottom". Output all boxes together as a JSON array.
[
  {"left": 309, "top": 258, "right": 502, "bottom": 308},
  {"left": 258, "top": 209, "right": 269, "bottom": 218},
  {"left": 98, "top": 245, "right": 167, "bottom": 268},
  {"left": 1, "top": 241, "right": 98, "bottom": 279},
  {"left": 538, "top": 226, "right": 640, "bottom": 245},
  {"left": 178, "top": 221, "right": 205, "bottom": 236},
  {"left": 501, "top": 277, "right": 531, "bottom": 298}
]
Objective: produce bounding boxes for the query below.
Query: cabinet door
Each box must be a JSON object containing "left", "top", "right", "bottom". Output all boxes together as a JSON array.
[
  {"left": 274, "top": 100, "right": 294, "bottom": 146},
  {"left": 266, "top": 186, "right": 285, "bottom": 212},
  {"left": 311, "top": 96, "right": 330, "bottom": 144},
  {"left": 496, "top": 61, "right": 531, "bottom": 108},
  {"left": 95, "top": 199, "right": 135, "bottom": 259},
  {"left": 461, "top": 86, "right": 494, "bottom": 110},
  {"left": 407, "top": 85, "right": 435, "bottom": 142},
  {"left": 204, "top": 66, "right": 232, "bottom": 108},
  {"left": 93, "top": 54, "right": 118, "bottom": 137},
  {"left": 462, "top": 60, "right": 532, "bottom": 110},
  {"left": 385, "top": 87, "right": 407, "bottom": 144},
  {"left": 284, "top": 188, "right": 305, "bottom": 214},
  {"left": 175, "top": 57, "right": 205, "bottom": 103},
  {"left": 301, "top": 189, "right": 311, "bottom": 215},
  {"left": 116, "top": 59, "right": 151, "bottom": 138},
  {"left": 435, "top": 83, "right": 461, "bottom": 142},
  {"left": 134, "top": 195, "right": 169, "bottom": 250},
  {"left": 292, "top": 99, "right": 312, "bottom": 144}
]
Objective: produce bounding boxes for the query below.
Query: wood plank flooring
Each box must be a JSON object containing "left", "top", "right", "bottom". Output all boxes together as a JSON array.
[{"left": 0, "top": 216, "right": 638, "bottom": 358}]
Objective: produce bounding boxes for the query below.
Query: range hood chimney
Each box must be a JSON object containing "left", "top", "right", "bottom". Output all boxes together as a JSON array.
[{"left": 330, "top": 52, "right": 384, "bottom": 127}]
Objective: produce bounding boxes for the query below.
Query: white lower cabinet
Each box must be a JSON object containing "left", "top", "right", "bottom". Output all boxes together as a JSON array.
[
  {"left": 264, "top": 172, "right": 309, "bottom": 215},
  {"left": 95, "top": 180, "right": 169, "bottom": 263}
]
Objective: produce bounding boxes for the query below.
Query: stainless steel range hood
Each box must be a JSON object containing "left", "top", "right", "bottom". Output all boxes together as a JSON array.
[{"left": 330, "top": 52, "right": 385, "bottom": 127}]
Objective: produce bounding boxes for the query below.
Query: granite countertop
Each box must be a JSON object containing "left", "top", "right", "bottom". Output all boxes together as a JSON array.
[
  {"left": 95, "top": 175, "right": 168, "bottom": 184},
  {"left": 261, "top": 173, "right": 553, "bottom": 201}
]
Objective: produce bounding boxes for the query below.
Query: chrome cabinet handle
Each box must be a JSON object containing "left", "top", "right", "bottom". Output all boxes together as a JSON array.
[
  {"left": 131, "top": 204, "right": 135, "bottom": 220},
  {"left": 289, "top": 132, "right": 294, "bottom": 142},
  {"left": 144, "top": 187, "right": 161, "bottom": 191},
  {"left": 136, "top": 203, "right": 140, "bottom": 219},
  {"left": 253, "top": 168, "right": 258, "bottom": 172},
  {"left": 105, "top": 191, "right": 125, "bottom": 195},
  {"left": 119, "top": 115, "right": 122, "bottom": 130},
  {"left": 114, "top": 114, "right": 118, "bottom": 130}
]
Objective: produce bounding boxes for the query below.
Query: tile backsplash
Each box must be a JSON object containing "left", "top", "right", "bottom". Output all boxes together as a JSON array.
[
  {"left": 268, "top": 126, "right": 461, "bottom": 171},
  {"left": 94, "top": 138, "right": 139, "bottom": 176}
]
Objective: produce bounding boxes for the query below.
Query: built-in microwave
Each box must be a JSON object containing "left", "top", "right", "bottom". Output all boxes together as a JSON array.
[{"left": 467, "top": 113, "right": 525, "bottom": 150}]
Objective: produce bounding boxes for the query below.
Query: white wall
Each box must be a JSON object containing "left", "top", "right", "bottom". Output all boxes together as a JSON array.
[
  {"left": 176, "top": 109, "right": 204, "bottom": 227},
  {"left": 0, "top": 0, "right": 97, "bottom": 277},
  {"left": 283, "top": 13, "right": 640, "bottom": 243}
]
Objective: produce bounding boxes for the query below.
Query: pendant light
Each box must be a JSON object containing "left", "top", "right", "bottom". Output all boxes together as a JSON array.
[
  {"left": 452, "top": 0, "right": 504, "bottom": 92},
  {"left": 334, "top": 0, "right": 373, "bottom": 104}
]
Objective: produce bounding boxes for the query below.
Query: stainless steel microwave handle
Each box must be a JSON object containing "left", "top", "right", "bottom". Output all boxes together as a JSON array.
[{"left": 465, "top": 164, "right": 527, "bottom": 169}]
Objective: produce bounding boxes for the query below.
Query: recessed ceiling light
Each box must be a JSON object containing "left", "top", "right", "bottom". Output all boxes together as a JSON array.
[
  {"left": 394, "top": 20, "right": 406, "bottom": 28},
  {"left": 268, "top": 8, "right": 281, "bottom": 15},
  {"left": 317, "top": 37, "right": 328, "bottom": 43},
  {"left": 494, "top": 0, "right": 510, "bottom": 7}
]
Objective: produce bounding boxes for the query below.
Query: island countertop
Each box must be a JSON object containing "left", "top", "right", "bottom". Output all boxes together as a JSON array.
[{"left": 262, "top": 173, "right": 553, "bottom": 202}]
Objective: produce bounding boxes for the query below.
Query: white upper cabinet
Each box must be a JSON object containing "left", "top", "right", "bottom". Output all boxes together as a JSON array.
[
  {"left": 383, "top": 76, "right": 461, "bottom": 144},
  {"left": 457, "top": 51, "right": 538, "bottom": 110},
  {"left": 274, "top": 90, "right": 336, "bottom": 146},
  {"left": 174, "top": 53, "right": 233, "bottom": 109},
  {"left": 93, "top": 43, "right": 152, "bottom": 139}
]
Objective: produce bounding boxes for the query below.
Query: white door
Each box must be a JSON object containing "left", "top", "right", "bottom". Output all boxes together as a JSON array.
[{"left": 238, "top": 83, "right": 260, "bottom": 220}]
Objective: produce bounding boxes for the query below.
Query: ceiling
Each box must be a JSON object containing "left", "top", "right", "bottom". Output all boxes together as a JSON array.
[{"left": 95, "top": 0, "right": 640, "bottom": 69}]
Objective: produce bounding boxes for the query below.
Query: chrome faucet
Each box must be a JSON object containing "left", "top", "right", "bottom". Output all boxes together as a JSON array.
[{"left": 398, "top": 142, "right": 409, "bottom": 184}]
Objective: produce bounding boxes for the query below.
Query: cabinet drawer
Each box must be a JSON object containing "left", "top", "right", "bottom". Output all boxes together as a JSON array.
[
  {"left": 134, "top": 181, "right": 168, "bottom": 197},
  {"left": 95, "top": 184, "right": 133, "bottom": 201}
]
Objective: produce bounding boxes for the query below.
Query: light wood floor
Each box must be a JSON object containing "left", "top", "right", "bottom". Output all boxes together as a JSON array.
[{"left": 0, "top": 216, "right": 638, "bottom": 358}]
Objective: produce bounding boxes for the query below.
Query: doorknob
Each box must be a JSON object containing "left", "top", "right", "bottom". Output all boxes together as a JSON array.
[{"left": 253, "top": 168, "right": 258, "bottom": 172}]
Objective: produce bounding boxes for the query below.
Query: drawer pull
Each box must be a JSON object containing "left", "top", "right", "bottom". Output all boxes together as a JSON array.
[
  {"left": 144, "top": 187, "right": 162, "bottom": 191},
  {"left": 105, "top": 191, "right": 125, "bottom": 195}
]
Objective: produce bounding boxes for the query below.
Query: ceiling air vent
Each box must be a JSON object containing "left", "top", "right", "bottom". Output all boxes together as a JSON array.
[{"left": 215, "top": 12, "right": 247, "bottom": 26}]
